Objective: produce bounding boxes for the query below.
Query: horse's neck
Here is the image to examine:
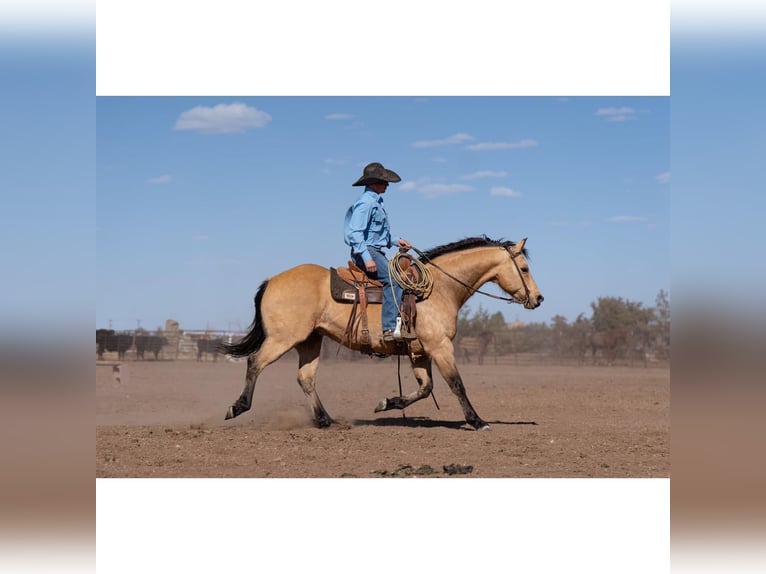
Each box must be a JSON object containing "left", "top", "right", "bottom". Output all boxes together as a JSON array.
[{"left": 430, "top": 248, "right": 501, "bottom": 306}]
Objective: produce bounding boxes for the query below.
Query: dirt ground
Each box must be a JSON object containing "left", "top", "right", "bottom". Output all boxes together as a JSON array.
[{"left": 96, "top": 355, "right": 668, "bottom": 478}]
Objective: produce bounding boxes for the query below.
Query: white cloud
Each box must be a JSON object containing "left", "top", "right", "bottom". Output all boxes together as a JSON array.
[
  {"left": 324, "top": 158, "right": 346, "bottom": 165},
  {"left": 325, "top": 113, "right": 355, "bottom": 120},
  {"left": 465, "top": 139, "right": 538, "bottom": 151},
  {"left": 595, "top": 107, "right": 637, "bottom": 122},
  {"left": 410, "top": 133, "right": 475, "bottom": 148},
  {"left": 174, "top": 102, "right": 272, "bottom": 133},
  {"left": 401, "top": 177, "right": 474, "bottom": 198},
  {"left": 607, "top": 215, "right": 648, "bottom": 222},
  {"left": 656, "top": 171, "right": 671, "bottom": 184},
  {"left": 490, "top": 186, "right": 522, "bottom": 198},
  {"left": 461, "top": 170, "right": 508, "bottom": 180},
  {"left": 147, "top": 174, "right": 172, "bottom": 184}
]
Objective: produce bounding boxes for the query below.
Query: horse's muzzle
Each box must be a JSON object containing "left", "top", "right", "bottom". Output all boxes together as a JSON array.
[{"left": 524, "top": 294, "right": 544, "bottom": 309}]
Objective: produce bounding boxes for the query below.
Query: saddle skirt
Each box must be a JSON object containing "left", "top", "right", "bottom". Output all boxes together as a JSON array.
[{"left": 330, "top": 261, "right": 384, "bottom": 304}]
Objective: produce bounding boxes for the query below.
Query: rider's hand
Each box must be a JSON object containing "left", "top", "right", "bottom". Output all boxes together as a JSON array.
[
  {"left": 365, "top": 260, "right": 377, "bottom": 274},
  {"left": 398, "top": 238, "right": 412, "bottom": 251}
]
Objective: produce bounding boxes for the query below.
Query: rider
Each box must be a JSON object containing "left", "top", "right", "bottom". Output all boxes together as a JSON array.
[{"left": 344, "top": 162, "right": 416, "bottom": 342}]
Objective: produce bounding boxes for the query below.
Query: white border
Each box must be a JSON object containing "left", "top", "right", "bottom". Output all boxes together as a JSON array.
[
  {"left": 96, "top": 0, "right": 669, "bottom": 96},
  {"left": 97, "top": 478, "right": 669, "bottom": 573}
]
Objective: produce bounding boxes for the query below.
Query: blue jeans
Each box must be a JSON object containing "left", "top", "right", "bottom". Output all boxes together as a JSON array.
[{"left": 352, "top": 247, "right": 402, "bottom": 331}]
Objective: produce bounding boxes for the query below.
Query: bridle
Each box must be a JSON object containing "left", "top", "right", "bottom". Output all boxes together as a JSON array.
[{"left": 411, "top": 243, "right": 532, "bottom": 306}]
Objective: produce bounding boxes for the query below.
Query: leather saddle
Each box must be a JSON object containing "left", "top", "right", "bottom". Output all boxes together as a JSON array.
[
  {"left": 330, "top": 261, "right": 384, "bottom": 304},
  {"left": 330, "top": 257, "right": 421, "bottom": 351}
]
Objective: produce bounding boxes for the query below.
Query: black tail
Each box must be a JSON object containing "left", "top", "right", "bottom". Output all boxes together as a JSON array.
[{"left": 220, "top": 280, "right": 269, "bottom": 357}]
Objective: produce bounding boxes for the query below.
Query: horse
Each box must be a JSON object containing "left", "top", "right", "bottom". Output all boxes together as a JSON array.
[
  {"left": 221, "top": 236, "right": 543, "bottom": 430},
  {"left": 458, "top": 331, "right": 496, "bottom": 365}
]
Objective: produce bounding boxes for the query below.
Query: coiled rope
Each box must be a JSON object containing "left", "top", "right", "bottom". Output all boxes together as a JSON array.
[{"left": 388, "top": 251, "right": 434, "bottom": 298}]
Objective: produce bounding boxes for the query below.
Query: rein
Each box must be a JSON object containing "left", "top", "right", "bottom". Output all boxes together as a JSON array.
[{"left": 411, "top": 245, "right": 531, "bottom": 306}]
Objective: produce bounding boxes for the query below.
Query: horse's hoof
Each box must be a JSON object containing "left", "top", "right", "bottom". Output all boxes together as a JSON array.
[
  {"left": 225, "top": 406, "right": 234, "bottom": 420},
  {"left": 374, "top": 399, "right": 388, "bottom": 413},
  {"left": 478, "top": 423, "right": 492, "bottom": 431}
]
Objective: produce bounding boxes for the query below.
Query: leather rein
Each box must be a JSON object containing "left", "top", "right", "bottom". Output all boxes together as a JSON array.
[{"left": 411, "top": 244, "right": 532, "bottom": 306}]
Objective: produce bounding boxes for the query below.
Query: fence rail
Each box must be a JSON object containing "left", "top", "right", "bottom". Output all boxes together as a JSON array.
[{"left": 96, "top": 329, "right": 668, "bottom": 368}]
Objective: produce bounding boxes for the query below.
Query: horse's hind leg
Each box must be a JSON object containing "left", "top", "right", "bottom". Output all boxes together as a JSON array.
[
  {"left": 295, "top": 332, "right": 334, "bottom": 428},
  {"left": 374, "top": 354, "right": 434, "bottom": 413},
  {"left": 225, "top": 338, "right": 291, "bottom": 420}
]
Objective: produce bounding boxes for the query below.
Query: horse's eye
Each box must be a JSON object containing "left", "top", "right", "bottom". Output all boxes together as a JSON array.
[{"left": 521, "top": 267, "right": 529, "bottom": 273}]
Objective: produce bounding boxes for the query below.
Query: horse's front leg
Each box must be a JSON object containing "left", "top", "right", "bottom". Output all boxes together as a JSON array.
[
  {"left": 374, "top": 354, "right": 434, "bottom": 413},
  {"left": 430, "top": 341, "right": 489, "bottom": 431}
]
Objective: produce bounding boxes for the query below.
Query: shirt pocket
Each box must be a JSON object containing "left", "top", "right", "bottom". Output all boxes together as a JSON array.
[{"left": 369, "top": 207, "right": 387, "bottom": 233}]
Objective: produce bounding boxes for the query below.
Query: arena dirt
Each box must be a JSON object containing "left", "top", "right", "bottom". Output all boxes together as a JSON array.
[{"left": 96, "top": 356, "right": 668, "bottom": 478}]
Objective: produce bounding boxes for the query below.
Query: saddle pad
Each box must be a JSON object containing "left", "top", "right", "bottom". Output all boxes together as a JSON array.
[{"left": 330, "top": 268, "right": 383, "bottom": 304}]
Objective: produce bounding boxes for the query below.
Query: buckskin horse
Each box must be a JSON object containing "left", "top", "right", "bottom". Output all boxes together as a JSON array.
[{"left": 222, "top": 236, "right": 543, "bottom": 430}]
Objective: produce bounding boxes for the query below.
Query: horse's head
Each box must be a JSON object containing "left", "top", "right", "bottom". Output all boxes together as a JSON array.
[{"left": 497, "top": 238, "right": 544, "bottom": 310}]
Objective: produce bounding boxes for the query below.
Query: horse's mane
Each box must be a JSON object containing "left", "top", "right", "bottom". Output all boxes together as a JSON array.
[{"left": 418, "top": 235, "right": 528, "bottom": 261}]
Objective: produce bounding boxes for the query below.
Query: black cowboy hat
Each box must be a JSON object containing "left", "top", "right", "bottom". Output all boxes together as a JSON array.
[{"left": 351, "top": 162, "right": 402, "bottom": 187}]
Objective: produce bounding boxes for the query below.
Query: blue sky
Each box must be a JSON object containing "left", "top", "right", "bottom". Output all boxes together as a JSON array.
[{"left": 97, "top": 96, "right": 669, "bottom": 332}]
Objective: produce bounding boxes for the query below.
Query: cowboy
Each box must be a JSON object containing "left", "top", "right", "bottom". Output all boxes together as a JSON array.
[{"left": 344, "top": 162, "right": 416, "bottom": 342}]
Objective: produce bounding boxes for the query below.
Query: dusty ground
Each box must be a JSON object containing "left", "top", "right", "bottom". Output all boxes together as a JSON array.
[{"left": 96, "top": 355, "right": 668, "bottom": 478}]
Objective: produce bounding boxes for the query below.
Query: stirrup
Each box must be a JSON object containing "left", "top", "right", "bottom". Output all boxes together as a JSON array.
[
  {"left": 394, "top": 317, "right": 417, "bottom": 340},
  {"left": 393, "top": 317, "right": 403, "bottom": 339}
]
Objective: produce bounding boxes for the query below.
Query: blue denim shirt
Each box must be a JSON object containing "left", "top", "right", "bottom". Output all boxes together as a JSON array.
[{"left": 344, "top": 188, "right": 393, "bottom": 263}]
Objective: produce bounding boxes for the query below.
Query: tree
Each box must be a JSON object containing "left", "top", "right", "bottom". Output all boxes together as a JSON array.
[
  {"left": 652, "top": 289, "right": 671, "bottom": 360},
  {"left": 590, "top": 296, "right": 655, "bottom": 364},
  {"left": 570, "top": 313, "right": 593, "bottom": 363},
  {"left": 550, "top": 314, "right": 569, "bottom": 361},
  {"left": 457, "top": 305, "right": 506, "bottom": 337}
]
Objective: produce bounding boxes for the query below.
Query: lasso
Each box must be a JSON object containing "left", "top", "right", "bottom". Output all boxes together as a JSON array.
[{"left": 388, "top": 251, "right": 434, "bottom": 299}]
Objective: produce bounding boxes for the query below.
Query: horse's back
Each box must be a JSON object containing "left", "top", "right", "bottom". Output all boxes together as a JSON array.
[
  {"left": 254, "top": 264, "right": 333, "bottom": 336},
  {"left": 270, "top": 263, "right": 329, "bottom": 285},
  {"left": 263, "top": 263, "right": 331, "bottom": 304}
]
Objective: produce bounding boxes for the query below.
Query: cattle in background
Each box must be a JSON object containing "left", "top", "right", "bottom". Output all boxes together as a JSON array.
[
  {"left": 135, "top": 335, "right": 168, "bottom": 360},
  {"left": 96, "top": 329, "right": 134, "bottom": 360},
  {"left": 197, "top": 338, "right": 223, "bottom": 362},
  {"left": 457, "top": 331, "right": 495, "bottom": 365}
]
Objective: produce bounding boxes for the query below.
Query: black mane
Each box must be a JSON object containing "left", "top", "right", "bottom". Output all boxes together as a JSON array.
[{"left": 417, "top": 235, "right": 528, "bottom": 261}]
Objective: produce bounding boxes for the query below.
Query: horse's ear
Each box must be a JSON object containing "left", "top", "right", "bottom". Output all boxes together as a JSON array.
[{"left": 512, "top": 237, "right": 528, "bottom": 254}]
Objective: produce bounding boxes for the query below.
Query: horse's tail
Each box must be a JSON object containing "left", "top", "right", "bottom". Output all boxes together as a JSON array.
[{"left": 220, "top": 280, "right": 269, "bottom": 357}]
